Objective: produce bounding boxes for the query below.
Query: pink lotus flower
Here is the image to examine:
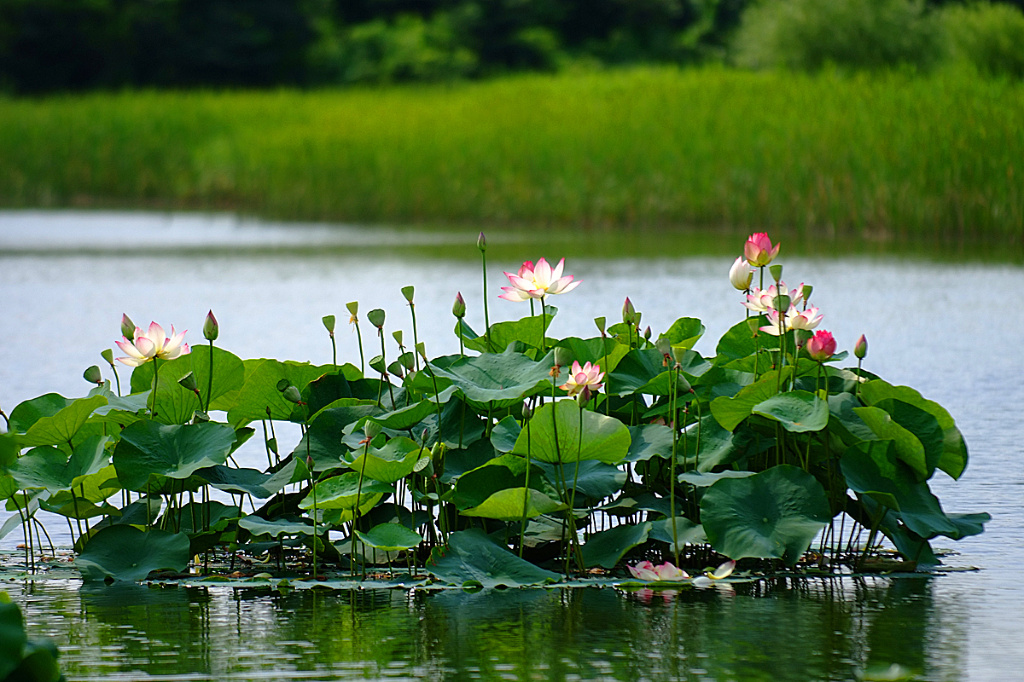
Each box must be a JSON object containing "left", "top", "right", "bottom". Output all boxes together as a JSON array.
[
  {"left": 729, "top": 257, "right": 754, "bottom": 291},
  {"left": 116, "top": 321, "right": 190, "bottom": 367},
  {"left": 854, "top": 334, "right": 868, "bottom": 360},
  {"left": 744, "top": 233, "right": 780, "bottom": 267},
  {"left": 759, "top": 305, "right": 822, "bottom": 336},
  {"left": 628, "top": 560, "right": 690, "bottom": 581},
  {"left": 499, "top": 257, "right": 581, "bottom": 302},
  {"left": 743, "top": 282, "right": 804, "bottom": 313},
  {"left": 559, "top": 361, "right": 604, "bottom": 397},
  {"left": 806, "top": 330, "right": 837, "bottom": 362}
]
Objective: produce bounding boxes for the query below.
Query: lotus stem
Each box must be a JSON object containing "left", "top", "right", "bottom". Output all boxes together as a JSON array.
[
  {"left": 519, "top": 406, "right": 533, "bottom": 558},
  {"left": 669, "top": 365, "right": 680, "bottom": 567},
  {"left": 205, "top": 340, "right": 214, "bottom": 413}
]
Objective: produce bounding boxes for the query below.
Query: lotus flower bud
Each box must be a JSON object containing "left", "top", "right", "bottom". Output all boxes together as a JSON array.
[
  {"left": 769, "top": 264, "right": 783, "bottom": 284},
  {"left": 367, "top": 308, "right": 386, "bottom": 329},
  {"left": 643, "top": 326, "right": 652, "bottom": 342},
  {"left": 100, "top": 348, "right": 115, "bottom": 367},
  {"left": 622, "top": 297, "right": 636, "bottom": 324},
  {"left": 854, "top": 334, "right": 868, "bottom": 359},
  {"left": 178, "top": 372, "right": 199, "bottom": 392},
  {"left": 203, "top": 310, "right": 219, "bottom": 341},
  {"left": 578, "top": 385, "right": 593, "bottom": 408},
  {"left": 322, "top": 315, "right": 336, "bottom": 336},
  {"left": 83, "top": 365, "right": 103, "bottom": 385},
  {"left": 806, "top": 330, "right": 837, "bottom": 362},
  {"left": 282, "top": 386, "right": 303, "bottom": 404},
  {"left": 452, "top": 292, "right": 467, "bottom": 318},
  {"left": 594, "top": 316, "right": 606, "bottom": 335},
  {"left": 729, "top": 257, "right": 754, "bottom": 291},
  {"left": 522, "top": 401, "right": 533, "bottom": 419},
  {"left": 120, "top": 314, "right": 136, "bottom": 339},
  {"left": 401, "top": 285, "right": 415, "bottom": 303},
  {"left": 744, "top": 232, "right": 780, "bottom": 267},
  {"left": 477, "top": 232, "right": 487, "bottom": 252}
]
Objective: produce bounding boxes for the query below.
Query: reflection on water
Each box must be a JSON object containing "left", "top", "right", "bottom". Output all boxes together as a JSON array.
[{"left": 7, "top": 577, "right": 966, "bottom": 682}]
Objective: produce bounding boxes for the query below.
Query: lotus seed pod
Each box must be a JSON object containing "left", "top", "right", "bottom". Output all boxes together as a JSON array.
[
  {"left": 322, "top": 315, "right": 336, "bottom": 334},
  {"left": 367, "top": 308, "right": 386, "bottom": 329},
  {"left": 83, "top": 365, "right": 103, "bottom": 385}
]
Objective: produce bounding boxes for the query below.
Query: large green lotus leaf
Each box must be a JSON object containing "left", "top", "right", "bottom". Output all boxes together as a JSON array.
[
  {"left": 661, "top": 317, "right": 706, "bottom": 351},
  {"left": 715, "top": 318, "right": 787, "bottom": 363},
  {"left": 873, "top": 398, "right": 944, "bottom": 480},
  {"left": 427, "top": 347, "right": 556, "bottom": 408},
  {"left": 299, "top": 472, "right": 392, "bottom": 511},
  {"left": 607, "top": 348, "right": 667, "bottom": 395},
  {"left": 684, "top": 414, "right": 743, "bottom": 472},
  {"left": 462, "top": 487, "right": 566, "bottom": 521},
  {"left": 302, "top": 368, "right": 363, "bottom": 417},
  {"left": 18, "top": 395, "right": 107, "bottom": 447},
  {"left": 75, "top": 525, "right": 190, "bottom": 582},
  {"left": 355, "top": 523, "right": 423, "bottom": 551},
  {"left": 840, "top": 440, "right": 961, "bottom": 539},
  {"left": 346, "top": 437, "right": 425, "bottom": 483},
  {"left": 850, "top": 494, "right": 939, "bottom": 567},
  {"left": 450, "top": 454, "right": 554, "bottom": 510},
  {"left": 239, "top": 516, "right": 317, "bottom": 538},
  {"left": 38, "top": 467, "right": 121, "bottom": 518},
  {"left": 554, "top": 336, "right": 630, "bottom": 374},
  {"left": 626, "top": 424, "right": 674, "bottom": 462},
  {"left": 296, "top": 400, "right": 381, "bottom": 471},
  {"left": 511, "top": 400, "right": 630, "bottom": 465},
  {"left": 198, "top": 459, "right": 301, "bottom": 499},
  {"left": 226, "top": 359, "right": 332, "bottom": 425},
  {"left": 167, "top": 501, "right": 240, "bottom": 536},
  {"left": 490, "top": 415, "right": 522, "bottom": 453},
  {"left": 373, "top": 399, "right": 438, "bottom": 431},
  {"left": 87, "top": 384, "right": 150, "bottom": 419},
  {"left": 580, "top": 522, "right": 651, "bottom": 569},
  {"left": 0, "top": 594, "right": 28, "bottom": 680},
  {"left": 859, "top": 379, "right": 968, "bottom": 480},
  {"left": 463, "top": 311, "right": 555, "bottom": 353},
  {"left": 130, "top": 347, "right": 246, "bottom": 422},
  {"left": 9, "top": 638, "right": 62, "bottom": 682},
  {"left": 700, "top": 465, "right": 831, "bottom": 565},
  {"left": 828, "top": 393, "right": 878, "bottom": 445},
  {"left": 710, "top": 370, "right": 789, "bottom": 431},
  {"left": 752, "top": 390, "right": 828, "bottom": 433},
  {"left": 113, "top": 421, "right": 235, "bottom": 491},
  {"left": 8, "top": 394, "right": 71, "bottom": 433},
  {"left": 10, "top": 435, "right": 110, "bottom": 492},
  {"left": 649, "top": 516, "right": 707, "bottom": 553},
  {"left": 853, "top": 406, "right": 929, "bottom": 482},
  {"left": 539, "top": 460, "right": 626, "bottom": 500},
  {"left": 678, "top": 470, "right": 756, "bottom": 487},
  {"left": 425, "top": 528, "right": 560, "bottom": 588}
]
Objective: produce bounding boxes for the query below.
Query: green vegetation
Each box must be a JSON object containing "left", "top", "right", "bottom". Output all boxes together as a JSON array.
[
  {"left": 0, "top": 237, "right": 987, "bottom": 586},
  {"left": 1, "top": 66, "right": 1021, "bottom": 241}
]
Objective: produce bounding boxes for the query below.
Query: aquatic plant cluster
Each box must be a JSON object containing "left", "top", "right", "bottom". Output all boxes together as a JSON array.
[{"left": 0, "top": 233, "right": 988, "bottom": 585}]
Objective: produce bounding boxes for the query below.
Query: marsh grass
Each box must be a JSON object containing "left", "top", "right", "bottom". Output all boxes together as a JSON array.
[{"left": 0, "top": 66, "right": 1021, "bottom": 242}]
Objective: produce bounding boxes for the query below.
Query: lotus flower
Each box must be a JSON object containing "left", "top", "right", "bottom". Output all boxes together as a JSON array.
[
  {"left": 729, "top": 257, "right": 754, "bottom": 291},
  {"left": 743, "top": 282, "right": 804, "bottom": 313},
  {"left": 559, "top": 361, "right": 604, "bottom": 397},
  {"left": 116, "top": 322, "right": 190, "bottom": 367},
  {"left": 759, "top": 305, "right": 822, "bottom": 336},
  {"left": 744, "top": 232, "right": 780, "bottom": 267},
  {"left": 628, "top": 560, "right": 690, "bottom": 581},
  {"left": 499, "top": 257, "right": 581, "bottom": 302},
  {"left": 854, "top": 334, "right": 868, "bottom": 360},
  {"left": 806, "top": 330, "right": 837, "bottom": 362}
]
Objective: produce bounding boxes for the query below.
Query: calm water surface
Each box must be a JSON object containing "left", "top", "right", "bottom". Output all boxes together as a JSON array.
[{"left": 1, "top": 212, "right": 1022, "bottom": 681}]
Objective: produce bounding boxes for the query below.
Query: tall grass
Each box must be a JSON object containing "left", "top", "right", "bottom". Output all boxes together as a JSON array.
[{"left": 0, "top": 66, "right": 1021, "bottom": 242}]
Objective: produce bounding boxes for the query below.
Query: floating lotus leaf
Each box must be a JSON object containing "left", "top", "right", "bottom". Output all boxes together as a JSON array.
[
  {"left": 355, "top": 523, "right": 423, "bottom": 551},
  {"left": 113, "top": 420, "right": 236, "bottom": 491},
  {"left": 75, "top": 525, "right": 190, "bottom": 582},
  {"left": 700, "top": 465, "right": 831, "bottom": 565},
  {"left": 425, "top": 529, "right": 560, "bottom": 588},
  {"left": 580, "top": 522, "right": 652, "bottom": 569},
  {"left": 461, "top": 487, "right": 567, "bottom": 521},
  {"left": 511, "top": 400, "right": 630, "bottom": 465},
  {"left": 752, "top": 391, "right": 828, "bottom": 433}
]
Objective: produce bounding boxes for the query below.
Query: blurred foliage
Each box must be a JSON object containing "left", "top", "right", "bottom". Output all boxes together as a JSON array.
[{"left": 940, "top": 2, "right": 1024, "bottom": 78}]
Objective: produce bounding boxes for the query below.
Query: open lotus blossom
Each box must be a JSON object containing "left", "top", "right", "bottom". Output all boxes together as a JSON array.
[
  {"left": 744, "top": 232, "right": 780, "bottom": 267},
  {"left": 806, "top": 330, "right": 837, "bottom": 362},
  {"left": 628, "top": 560, "right": 690, "bottom": 581},
  {"left": 116, "top": 322, "right": 190, "bottom": 367},
  {"left": 729, "top": 257, "right": 754, "bottom": 291},
  {"left": 499, "top": 257, "right": 581, "bottom": 302},
  {"left": 743, "top": 281, "right": 804, "bottom": 313},
  {"left": 759, "top": 305, "right": 823, "bottom": 336},
  {"left": 559, "top": 360, "right": 604, "bottom": 397}
]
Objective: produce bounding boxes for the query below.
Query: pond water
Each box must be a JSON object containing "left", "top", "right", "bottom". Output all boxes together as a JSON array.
[{"left": 1, "top": 211, "right": 1022, "bottom": 681}]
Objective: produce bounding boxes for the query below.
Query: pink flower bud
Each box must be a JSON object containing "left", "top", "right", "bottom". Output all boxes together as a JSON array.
[
  {"left": 854, "top": 334, "right": 868, "bottom": 359},
  {"left": 806, "top": 330, "right": 837, "bottom": 362},
  {"left": 744, "top": 232, "right": 780, "bottom": 267}
]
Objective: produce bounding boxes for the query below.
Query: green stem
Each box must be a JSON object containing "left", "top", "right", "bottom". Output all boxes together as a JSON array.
[
  {"left": 150, "top": 357, "right": 160, "bottom": 417},
  {"left": 518, "top": 409, "right": 533, "bottom": 558},
  {"left": 205, "top": 340, "right": 215, "bottom": 413},
  {"left": 669, "top": 366, "right": 679, "bottom": 566},
  {"left": 355, "top": 323, "right": 365, "bottom": 374},
  {"left": 409, "top": 304, "right": 421, "bottom": 372},
  {"left": 481, "top": 250, "right": 493, "bottom": 352}
]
